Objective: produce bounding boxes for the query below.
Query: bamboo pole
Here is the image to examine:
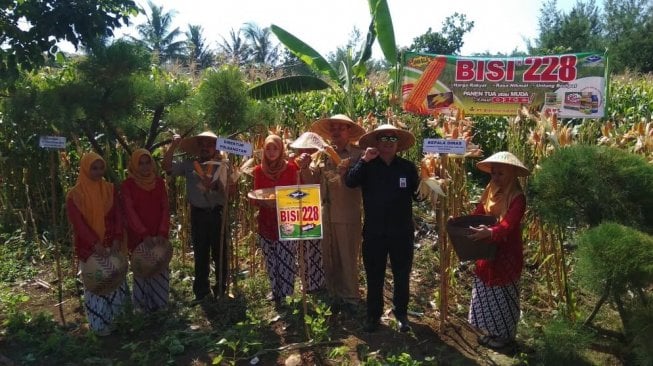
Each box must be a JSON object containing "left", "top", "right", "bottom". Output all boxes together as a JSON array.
[{"left": 50, "top": 151, "right": 66, "bottom": 325}]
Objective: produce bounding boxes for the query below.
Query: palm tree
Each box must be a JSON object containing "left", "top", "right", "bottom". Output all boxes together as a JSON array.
[
  {"left": 135, "top": 0, "right": 186, "bottom": 64},
  {"left": 186, "top": 24, "right": 214, "bottom": 70},
  {"left": 218, "top": 29, "right": 251, "bottom": 66},
  {"left": 242, "top": 22, "right": 279, "bottom": 66}
]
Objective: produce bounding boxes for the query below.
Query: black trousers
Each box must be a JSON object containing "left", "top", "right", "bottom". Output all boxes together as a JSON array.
[
  {"left": 190, "top": 205, "right": 228, "bottom": 299},
  {"left": 362, "top": 233, "right": 414, "bottom": 320}
]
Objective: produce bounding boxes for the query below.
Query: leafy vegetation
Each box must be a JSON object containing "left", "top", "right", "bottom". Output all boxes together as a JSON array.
[
  {"left": 2, "top": 0, "right": 653, "bottom": 365},
  {"left": 529, "top": 145, "right": 653, "bottom": 230}
]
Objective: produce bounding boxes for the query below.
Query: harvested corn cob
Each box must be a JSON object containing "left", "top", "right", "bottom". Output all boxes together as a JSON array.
[{"left": 324, "top": 145, "right": 341, "bottom": 165}]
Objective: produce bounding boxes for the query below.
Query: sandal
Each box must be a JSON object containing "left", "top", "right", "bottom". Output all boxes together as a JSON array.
[
  {"left": 486, "top": 336, "right": 513, "bottom": 350},
  {"left": 477, "top": 334, "right": 492, "bottom": 346}
]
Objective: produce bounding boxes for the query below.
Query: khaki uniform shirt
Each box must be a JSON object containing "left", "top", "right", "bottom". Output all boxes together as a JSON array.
[{"left": 303, "top": 144, "right": 362, "bottom": 225}]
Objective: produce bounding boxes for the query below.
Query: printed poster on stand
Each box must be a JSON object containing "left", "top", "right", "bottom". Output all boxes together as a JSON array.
[{"left": 275, "top": 184, "right": 322, "bottom": 241}]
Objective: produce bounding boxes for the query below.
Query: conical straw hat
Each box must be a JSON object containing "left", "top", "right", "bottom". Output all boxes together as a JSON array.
[
  {"left": 179, "top": 131, "right": 218, "bottom": 156},
  {"left": 289, "top": 132, "right": 329, "bottom": 151},
  {"left": 131, "top": 239, "right": 173, "bottom": 278},
  {"left": 358, "top": 124, "right": 415, "bottom": 152},
  {"left": 80, "top": 252, "right": 128, "bottom": 295},
  {"left": 476, "top": 151, "right": 530, "bottom": 176},
  {"left": 310, "top": 114, "right": 366, "bottom": 142}
]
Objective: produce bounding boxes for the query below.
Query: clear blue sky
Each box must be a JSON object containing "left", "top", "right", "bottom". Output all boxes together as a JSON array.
[{"left": 111, "top": 0, "right": 576, "bottom": 57}]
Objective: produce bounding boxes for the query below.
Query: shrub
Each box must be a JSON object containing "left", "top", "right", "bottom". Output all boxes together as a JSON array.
[
  {"left": 628, "top": 302, "right": 653, "bottom": 366},
  {"left": 536, "top": 318, "right": 594, "bottom": 366},
  {"left": 529, "top": 145, "right": 653, "bottom": 232},
  {"left": 575, "top": 223, "right": 653, "bottom": 330},
  {"left": 575, "top": 223, "right": 653, "bottom": 299}
]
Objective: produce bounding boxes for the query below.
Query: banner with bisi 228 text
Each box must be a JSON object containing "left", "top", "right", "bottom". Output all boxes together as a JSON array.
[{"left": 401, "top": 51, "right": 608, "bottom": 118}]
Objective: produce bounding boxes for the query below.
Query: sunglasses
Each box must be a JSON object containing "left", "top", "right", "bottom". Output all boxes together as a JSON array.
[{"left": 377, "top": 135, "right": 399, "bottom": 142}]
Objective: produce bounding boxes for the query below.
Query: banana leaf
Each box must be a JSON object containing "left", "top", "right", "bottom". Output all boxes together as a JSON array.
[
  {"left": 353, "top": 18, "right": 376, "bottom": 78},
  {"left": 248, "top": 75, "right": 331, "bottom": 100},
  {"left": 270, "top": 24, "right": 339, "bottom": 83},
  {"left": 369, "top": 0, "right": 397, "bottom": 65}
]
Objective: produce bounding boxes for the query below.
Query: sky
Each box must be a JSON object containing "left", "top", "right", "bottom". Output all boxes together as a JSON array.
[{"left": 107, "top": 0, "right": 577, "bottom": 57}]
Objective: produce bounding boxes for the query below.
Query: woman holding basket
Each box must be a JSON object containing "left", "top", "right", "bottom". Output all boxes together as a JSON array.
[
  {"left": 122, "top": 148, "right": 172, "bottom": 313},
  {"left": 66, "top": 152, "right": 128, "bottom": 336},
  {"left": 466, "top": 151, "right": 529, "bottom": 350}
]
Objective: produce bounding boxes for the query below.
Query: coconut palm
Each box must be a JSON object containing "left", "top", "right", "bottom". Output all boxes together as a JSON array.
[
  {"left": 135, "top": 0, "right": 186, "bottom": 64},
  {"left": 186, "top": 24, "right": 214, "bottom": 70},
  {"left": 242, "top": 22, "right": 279, "bottom": 66},
  {"left": 218, "top": 29, "right": 251, "bottom": 66}
]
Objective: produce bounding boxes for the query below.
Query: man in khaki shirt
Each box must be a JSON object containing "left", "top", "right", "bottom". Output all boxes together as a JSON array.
[{"left": 297, "top": 114, "right": 366, "bottom": 312}]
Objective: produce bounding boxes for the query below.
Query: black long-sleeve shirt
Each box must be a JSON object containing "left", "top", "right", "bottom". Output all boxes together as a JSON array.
[{"left": 345, "top": 155, "right": 419, "bottom": 238}]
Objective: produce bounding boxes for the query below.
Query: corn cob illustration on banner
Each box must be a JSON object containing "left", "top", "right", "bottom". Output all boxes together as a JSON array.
[{"left": 404, "top": 56, "right": 447, "bottom": 114}]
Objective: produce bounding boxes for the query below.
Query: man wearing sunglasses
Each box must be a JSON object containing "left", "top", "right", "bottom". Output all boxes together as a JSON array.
[{"left": 345, "top": 124, "right": 420, "bottom": 333}]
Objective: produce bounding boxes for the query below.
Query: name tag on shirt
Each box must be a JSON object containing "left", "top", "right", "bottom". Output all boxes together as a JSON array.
[{"left": 400, "top": 177, "right": 407, "bottom": 188}]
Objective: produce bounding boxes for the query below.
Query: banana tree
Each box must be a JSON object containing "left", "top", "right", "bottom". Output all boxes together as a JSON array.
[{"left": 248, "top": 0, "right": 398, "bottom": 116}]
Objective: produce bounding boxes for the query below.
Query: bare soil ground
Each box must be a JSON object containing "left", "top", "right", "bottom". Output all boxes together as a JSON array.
[{"left": 0, "top": 236, "right": 625, "bottom": 365}]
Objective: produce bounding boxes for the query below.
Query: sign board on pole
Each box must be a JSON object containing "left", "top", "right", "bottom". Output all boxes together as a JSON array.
[
  {"left": 217, "top": 137, "right": 252, "bottom": 157},
  {"left": 39, "top": 136, "right": 66, "bottom": 149},
  {"left": 423, "top": 138, "right": 467, "bottom": 155},
  {"left": 276, "top": 184, "right": 322, "bottom": 240}
]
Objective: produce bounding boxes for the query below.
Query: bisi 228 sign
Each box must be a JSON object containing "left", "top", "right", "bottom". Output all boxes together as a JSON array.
[
  {"left": 276, "top": 184, "right": 322, "bottom": 241},
  {"left": 401, "top": 52, "right": 607, "bottom": 118}
]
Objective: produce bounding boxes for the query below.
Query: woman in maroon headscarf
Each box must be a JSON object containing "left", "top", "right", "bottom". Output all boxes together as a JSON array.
[{"left": 251, "top": 135, "right": 300, "bottom": 304}]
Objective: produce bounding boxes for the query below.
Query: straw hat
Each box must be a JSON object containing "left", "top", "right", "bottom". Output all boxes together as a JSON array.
[
  {"left": 358, "top": 124, "right": 416, "bottom": 152},
  {"left": 476, "top": 151, "right": 530, "bottom": 176},
  {"left": 310, "top": 114, "right": 366, "bottom": 142},
  {"left": 131, "top": 239, "right": 173, "bottom": 278},
  {"left": 80, "top": 252, "right": 128, "bottom": 295},
  {"left": 179, "top": 131, "right": 218, "bottom": 156},
  {"left": 289, "top": 131, "right": 329, "bottom": 151}
]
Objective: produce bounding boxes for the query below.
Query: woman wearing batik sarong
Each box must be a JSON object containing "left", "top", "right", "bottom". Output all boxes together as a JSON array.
[
  {"left": 466, "top": 151, "right": 530, "bottom": 350},
  {"left": 251, "top": 135, "right": 301, "bottom": 305},
  {"left": 66, "top": 152, "right": 128, "bottom": 336},
  {"left": 122, "top": 149, "right": 171, "bottom": 313}
]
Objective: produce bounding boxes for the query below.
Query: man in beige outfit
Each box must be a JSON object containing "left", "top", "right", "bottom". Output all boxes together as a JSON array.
[{"left": 296, "top": 114, "right": 366, "bottom": 312}]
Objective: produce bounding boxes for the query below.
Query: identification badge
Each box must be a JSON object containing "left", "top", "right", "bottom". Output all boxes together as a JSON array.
[{"left": 399, "top": 177, "right": 407, "bottom": 188}]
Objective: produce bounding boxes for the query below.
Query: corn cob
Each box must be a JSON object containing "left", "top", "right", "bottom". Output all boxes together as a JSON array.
[{"left": 324, "top": 146, "right": 341, "bottom": 165}]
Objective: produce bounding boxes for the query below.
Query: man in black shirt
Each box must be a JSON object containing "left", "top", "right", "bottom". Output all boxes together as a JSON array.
[{"left": 345, "top": 124, "right": 419, "bottom": 332}]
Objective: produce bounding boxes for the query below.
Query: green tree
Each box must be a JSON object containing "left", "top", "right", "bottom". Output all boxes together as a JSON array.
[
  {"left": 0, "top": 0, "right": 137, "bottom": 88},
  {"left": 532, "top": 0, "right": 604, "bottom": 54},
  {"left": 186, "top": 24, "right": 214, "bottom": 70},
  {"left": 405, "top": 13, "right": 474, "bottom": 55},
  {"left": 603, "top": 0, "right": 653, "bottom": 73},
  {"left": 135, "top": 0, "right": 186, "bottom": 64}
]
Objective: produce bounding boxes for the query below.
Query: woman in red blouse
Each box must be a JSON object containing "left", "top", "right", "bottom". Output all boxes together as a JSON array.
[
  {"left": 466, "top": 151, "right": 529, "bottom": 350},
  {"left": 66, "top": 152, "right": 127, "bottom": 336},
  {"left": 252, "top": 135, "right": 300, "bottom": 304},
  {"left": 122, "top": 149, "right": 171, "bottom": 312}
]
